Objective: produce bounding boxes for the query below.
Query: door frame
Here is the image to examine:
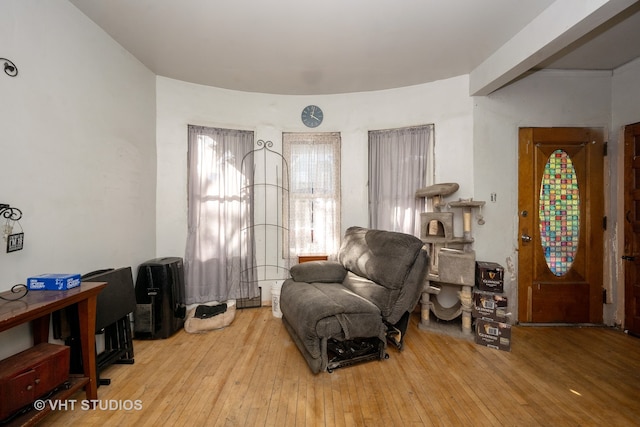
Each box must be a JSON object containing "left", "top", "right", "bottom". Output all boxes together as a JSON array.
[{"left": 623, "top": 122, "right": 640, "bottom": 335}]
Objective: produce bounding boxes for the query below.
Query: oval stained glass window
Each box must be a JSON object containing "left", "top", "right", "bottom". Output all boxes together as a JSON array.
[{"left": 539, "top": 149, "right": 580, "bottom": 276}]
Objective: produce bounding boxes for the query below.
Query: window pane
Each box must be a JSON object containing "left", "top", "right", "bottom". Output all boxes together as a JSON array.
[
  {"left": 283, "top": 132, "right": 341, "bottom": 257},
  {"left": 368, "top": 125, "right": 432, "bottom": 234}
]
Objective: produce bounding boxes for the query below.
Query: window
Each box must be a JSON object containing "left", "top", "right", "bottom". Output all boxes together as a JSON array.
[
  {"left": 283, "top": 132, "right": 341, "bottom": 259},
  {"left": 185, "top": 125, "right": 255, "bottom": 304},
  {"left": 369, "top": 124, "right": 433, "bottom": 235}
]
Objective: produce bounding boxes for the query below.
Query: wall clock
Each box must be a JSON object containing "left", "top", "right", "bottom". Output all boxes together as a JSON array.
[{"left": 301, "top": 105, "right": 323, "bottom": 128}]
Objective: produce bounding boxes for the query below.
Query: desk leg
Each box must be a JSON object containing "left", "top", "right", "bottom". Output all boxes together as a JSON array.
[
  {"left": 31, "top": 315, "right": 50, "bottom": 344},
  {"left": 77, "top": 295, "right": 99, "bottom": 401}
]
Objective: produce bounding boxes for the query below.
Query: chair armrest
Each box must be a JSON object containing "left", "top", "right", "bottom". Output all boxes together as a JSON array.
[{"left": 290, "top": 261, "right": 348, "bottom": 283}]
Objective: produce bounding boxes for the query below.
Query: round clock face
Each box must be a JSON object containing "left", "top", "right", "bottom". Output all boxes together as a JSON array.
[{"left": 301, "top": 105, "right": 323, "bottom": 128}]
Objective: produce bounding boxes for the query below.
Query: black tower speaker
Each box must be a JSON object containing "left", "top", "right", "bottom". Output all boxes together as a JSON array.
[{"left": 134, "top": 257, "right": 186, "bottom": 339}]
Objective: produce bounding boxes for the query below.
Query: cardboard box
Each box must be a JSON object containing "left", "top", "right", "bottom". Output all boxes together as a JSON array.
[
  {"left": 476, "top": 261, "right": 504, "bottom": 293},
  {"left": 475, "top": 318, "right": 511, "bottom": 351},
  {"left": 27, "top": 273, "right": 81, "bottom": 291},
  {"left": 473, "top": 291, "right": 509, "bottom": 322}
]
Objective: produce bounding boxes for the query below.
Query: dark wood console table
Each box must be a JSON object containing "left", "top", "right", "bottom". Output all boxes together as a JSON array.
[{"left": 0, "top": 282, "right": 106, "bottom": 425}]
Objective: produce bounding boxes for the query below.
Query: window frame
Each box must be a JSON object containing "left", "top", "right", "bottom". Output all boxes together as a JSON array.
[{"left": 283, "top": 132, "right": 342, "bottom": 260}]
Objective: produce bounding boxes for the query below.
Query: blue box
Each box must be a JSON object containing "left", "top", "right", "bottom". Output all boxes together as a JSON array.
[{"left": 27, "top": 274, "right": 81, "bottom": 291}]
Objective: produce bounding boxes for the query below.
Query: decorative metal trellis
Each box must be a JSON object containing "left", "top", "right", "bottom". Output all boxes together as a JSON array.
[{"left": 237, "top": 140, "right": 290, "bottom": 308}]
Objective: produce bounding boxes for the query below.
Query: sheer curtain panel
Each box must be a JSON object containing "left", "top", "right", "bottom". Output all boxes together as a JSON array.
[
  {"left": 369, "top": 125, "right": 433, "bottom": 235},
  {"left": 283, "top": 132, "right": 341, "bottom": 261},
  {"left": 185, "top": 126, "right": 255, "bottom": 304}
]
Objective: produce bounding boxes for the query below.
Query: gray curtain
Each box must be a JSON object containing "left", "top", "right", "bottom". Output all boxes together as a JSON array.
[
  {"left": 185, "top": 125, "right": 255, "bottom": 304},
  {"left": 368, "top": 125, "right": 432, "bottom": 235}
]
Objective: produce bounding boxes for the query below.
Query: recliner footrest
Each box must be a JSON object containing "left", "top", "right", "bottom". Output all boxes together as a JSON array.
[{"left": 326, "top": 337, "right": 386, "bottom": 373}]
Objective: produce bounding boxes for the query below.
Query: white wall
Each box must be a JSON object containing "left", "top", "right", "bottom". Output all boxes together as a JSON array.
[
  {"left": 156, "top": 75, "right": 474, "bottom": 301},
  {"left": 473, "top": 70, "right": 613, "bottom": 323},
  {"left": 0, "top": 0, "right": 157, "bottom": 358}
]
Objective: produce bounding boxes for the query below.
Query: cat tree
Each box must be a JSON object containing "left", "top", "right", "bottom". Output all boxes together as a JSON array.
[{"left": 416, "top": 183, "right": 485, "bottom": 335}]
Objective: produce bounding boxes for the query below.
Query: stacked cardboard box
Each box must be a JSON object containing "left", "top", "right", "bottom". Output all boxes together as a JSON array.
[
  {"left": 473, "top": 261, "right": 511, "bottom": 351},
  {"left": 472, "top": 292, "right": 508, "bottom": 322},
  {"left": 476, "top": 261, "right": 504, "bottom": 293},
  {"left": 475, "top": 318, "right": 512, "bottom": 351}
]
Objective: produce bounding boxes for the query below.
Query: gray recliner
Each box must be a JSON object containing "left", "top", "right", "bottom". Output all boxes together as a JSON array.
[{"left": 280, "top": 226, "right": 429, "bottom": 373}]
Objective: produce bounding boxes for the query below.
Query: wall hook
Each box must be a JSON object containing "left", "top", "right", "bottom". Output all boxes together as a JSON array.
[
  {"left": 1, "top": 58, "right": 18, "bottom": 77},
  {"left": 0, "top": 204, "right": 22, "bottom": 221}
]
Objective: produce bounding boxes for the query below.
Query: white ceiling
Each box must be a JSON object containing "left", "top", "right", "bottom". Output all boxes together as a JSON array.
[
  {"left": 69, "top": 0, "right": 640, "bottom": 95},
  {"left": 537, "top": 2, "right": 640, "bottom": 70}
]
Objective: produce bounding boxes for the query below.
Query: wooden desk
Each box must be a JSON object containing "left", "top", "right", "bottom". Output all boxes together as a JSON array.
[
  {"left": 0, "top": 282, "right": 106, "bottom": 414},
  {"left": 298, "top": 254, "right": 328, "bottom": 264}
]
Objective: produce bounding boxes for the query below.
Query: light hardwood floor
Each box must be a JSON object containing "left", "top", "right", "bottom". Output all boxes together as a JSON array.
[{"left": 45, "top": 307, "right": 640, "bottom": 426}]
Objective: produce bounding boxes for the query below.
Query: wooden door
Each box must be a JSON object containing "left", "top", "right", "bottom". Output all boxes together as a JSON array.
[
  {"left": 518, "top": 128, "right": 604, "bottom": 323},
  {"left": 623, "top": 122, "right": 640, "bottom": 336}
]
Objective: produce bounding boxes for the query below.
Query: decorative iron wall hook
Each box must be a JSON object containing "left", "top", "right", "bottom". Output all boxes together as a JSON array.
[
  {"left": 1, "top": 58, "right": 18, "bottom": 77},
  {"left": 0, "top": 204, "right": 22, "bottom": 221}
]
